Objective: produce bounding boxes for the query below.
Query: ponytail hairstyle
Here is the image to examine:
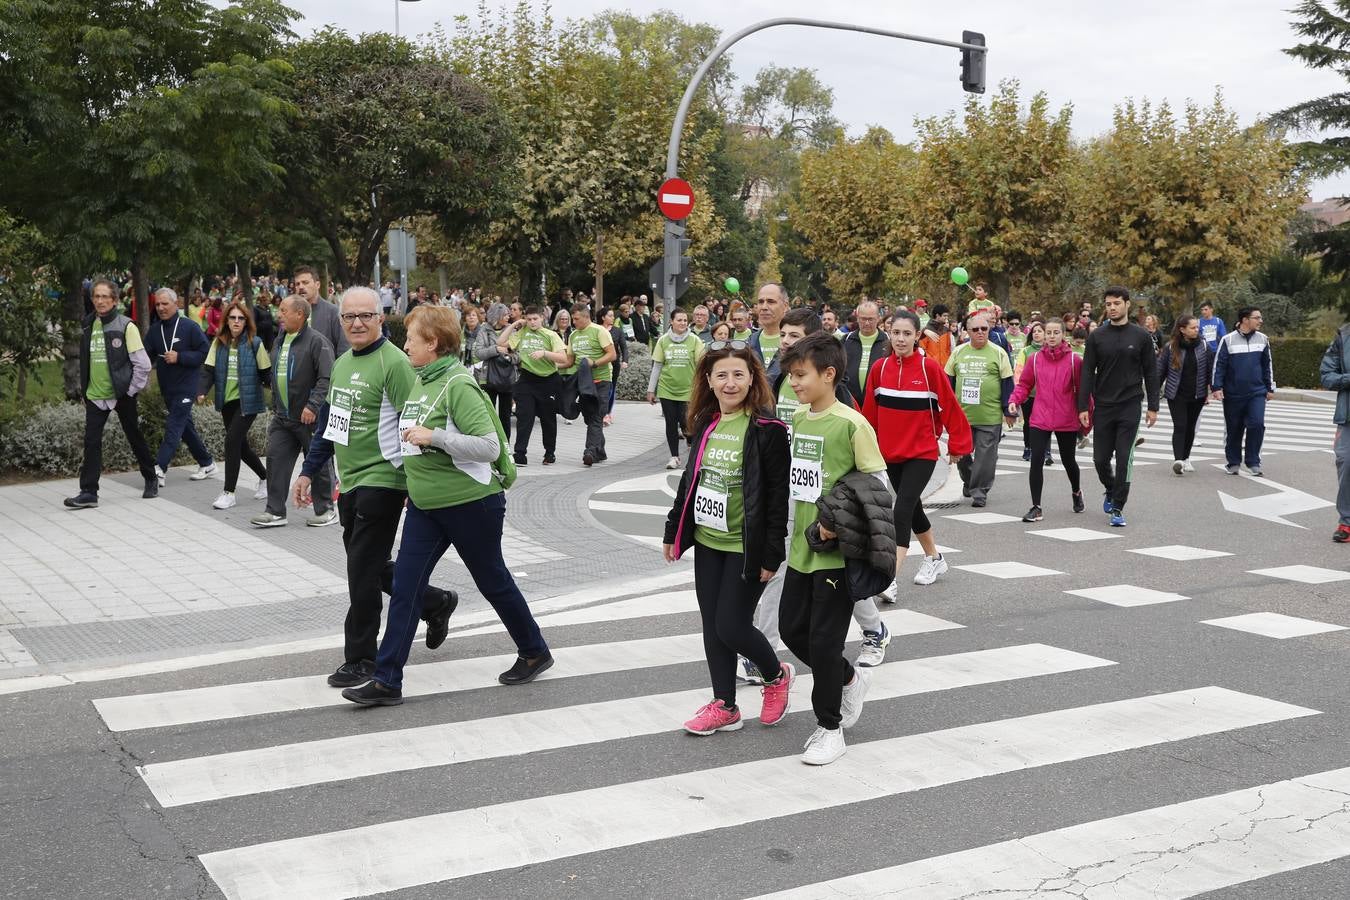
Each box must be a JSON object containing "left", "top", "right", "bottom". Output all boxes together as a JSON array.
[
  {"left": 1169, "top": 315, "right": 1197, "bottom": 371},
  {"left": 685, "top": 342, "right": 773, "bottom": 437}
]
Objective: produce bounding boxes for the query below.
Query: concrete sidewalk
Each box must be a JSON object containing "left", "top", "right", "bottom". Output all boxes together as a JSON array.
[{"left": 0, "top": 402, "right": 672, "bottom": 677}]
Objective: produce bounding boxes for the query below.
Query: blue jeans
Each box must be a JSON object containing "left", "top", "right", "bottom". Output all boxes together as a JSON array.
[
  {"left": 374, "top": 492, "right": 547, "bottom": 689},
  {"left": 156, "top": 393, "right": 213, "bottom": 471},
  {"left": 1222, "top": 394, "right": 1266, "bottom": 468}
]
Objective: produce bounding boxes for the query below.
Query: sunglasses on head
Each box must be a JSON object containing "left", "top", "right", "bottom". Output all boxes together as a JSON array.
[{"left": 707, "top": 340, "right": 749, "bottom": 351}]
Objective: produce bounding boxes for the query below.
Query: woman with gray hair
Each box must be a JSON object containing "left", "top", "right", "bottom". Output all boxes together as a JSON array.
[{"left": 474, "top": 301, "right": 516, "bottom": 440}]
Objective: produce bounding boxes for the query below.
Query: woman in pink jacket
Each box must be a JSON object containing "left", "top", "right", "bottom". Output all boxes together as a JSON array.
[{"left": 1006, "top": 318, "right": 1085, "bottom": 522}]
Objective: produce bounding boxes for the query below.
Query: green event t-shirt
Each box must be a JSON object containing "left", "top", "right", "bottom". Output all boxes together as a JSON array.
[
  {"left": 945, "top": 341, "right": 1013, "bottom": 426},
  {"left": 568, "top": 323, "right": 615, "bottom": 383},
  {"left": 204, "top": 342, "right": 273, "bottom": 405},
  {"left": 759, "top": 332, "right": 781, "bottom": 367},
  {"left": 86, "top": 319, "right": 144, "bottom": 401},
  {"left": 693, "top": 409, "right": 749, "bottom": 553},
  {"left": 275, "top": 331, "right": 296, "bottom": 414},
  {"left": 400, "top": 359, "right": 503, "bottom": 510},
  {"left": 1007, "top": 331, "right": 1027, "bottom": 357},
  {"left": 509, "top": 326, "right": 566, "bottom": 377},
  {"left": 653, "top": 332, "right": 704, "bottom": 401},
  {"left": 856, "top": 330, "right": 881, "bottom": 392},
  {"left": 787, "top": 401, "right": 886, "bottom": 573},
  {"left": 326, "top": 340, "right": 417, "bottom": 491},
  {"left": 732, "top": 328, "right": 754, "bottom": 342},
  {"left": 775, "top": 376, "right": 800, "bottom": 432}
]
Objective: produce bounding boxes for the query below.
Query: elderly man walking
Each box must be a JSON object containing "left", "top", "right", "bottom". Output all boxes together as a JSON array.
[
  {"left": 64, "top": 279, "right": 159, "bottom": 508},
  {"left": 293, "top": 288, "right": 459, "bottom": 686},
  {"left": 842, "top": 300, "right": 890, "bottom": 408},
  {"left": 947, "top": 311, "right": 1015, "bottom": 508},
  {"left": 250, "top": 296, "right": 335, "bottom": 528},
  {"left": 144, "top": 287, "right": 216, "bottom": 487}
]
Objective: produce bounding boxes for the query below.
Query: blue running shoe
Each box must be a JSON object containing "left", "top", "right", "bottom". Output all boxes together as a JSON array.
[
  {"left": 1110, "top": 511, "right": 1127, "bottom": 527},
  {"left": 1102, "top": 493, "right": 1112, "bottom": 515}
]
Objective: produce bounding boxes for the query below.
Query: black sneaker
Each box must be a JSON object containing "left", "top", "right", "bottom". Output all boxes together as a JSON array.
[
  {"left": 1022, "top": 505, "right": 1043, "bottom": 523},
  {"left": 1021, "top": 447, "right": 1032, "bottom": 461},
  {"left": 499, "top": 651, "right": 554, "bottom": 685},
  {"left": 143, "top": 476, "right": 159, "bottom": 499},
  {"left": 542, "top": 454, "right": 556, "bottom": 465},
  {"left": 1072, "top": 491, "right": 1085, "bottom": 514},
  {"left": 513, "top": 454, "right": 528, "bottom": 466},
  {"left": 582, "top": 451, "right": 595, "bottom": 467},
  {"left": 595, "top": 450, "right": 608, "bottom": 462},
  {"left": 971, "top": 497, "right": 987, "bottom": 508},
  {"left": 1044, "top": 453, "right": 1054, "bottom": 466},
  {"left": 424, "top": 589, "right": 460, "bottom": 650},
  {"left": 327, "top": 659, "right": 375, "bottom": 688},
  {"left": 341, "top": 680, "right": 403, "bottom": 706},
  {"left": 64, "top": 492, "right": 99, "bottom": 509}
]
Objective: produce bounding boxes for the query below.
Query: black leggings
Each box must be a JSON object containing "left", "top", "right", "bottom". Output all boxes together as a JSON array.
[
  {"left": 485, "top": 386, "right": 512, "bottom": 441},
  {"left": 886, "top": 459, "right": 936, "bottom": 547},
  {"left": 1027, "top": 429, "right": 1081, "bottom": 506},
  {"left": 1167, "top": 397, "right": 1204, "bottom": 461},
  {"left": 1021, "top": 396, "right": 1034, "bottom": 445},
  {"left": 221, "top": 400, "right": 266, "bottom": 492},
  {"left": 693, "top": 544, "right": 781, "bottom": 708},
  {"left": 659, "top": 397, "right": 688, "bottom": 457}
]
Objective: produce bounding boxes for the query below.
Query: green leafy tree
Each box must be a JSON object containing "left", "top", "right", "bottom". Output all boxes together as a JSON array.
[
  {"left": 900, "top": 82, "right": 1079, "bottom": 305},
  {"left": 279, "top": 28, "right": 514, "bottom": 289},
  {"left": 0, "top": 211, "right": 63, "bottom": 402},
  {"left": 1078, "top": 93, "right": 1305, "bottom": 313}
]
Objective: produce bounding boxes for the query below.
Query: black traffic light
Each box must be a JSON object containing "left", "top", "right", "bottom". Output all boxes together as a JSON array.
[{"left": 961, "top": 30, "right": 986, "bottom": 94}]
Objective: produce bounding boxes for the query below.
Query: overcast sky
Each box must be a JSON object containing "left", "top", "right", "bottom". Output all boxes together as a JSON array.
[{"left": 276, "top": 0, "right": 1350, "bottom": 200}]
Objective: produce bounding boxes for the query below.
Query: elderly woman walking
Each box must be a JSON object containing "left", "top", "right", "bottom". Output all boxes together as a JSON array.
[{"left": 474, "top": 301, "right": 516, "bottom": 441}]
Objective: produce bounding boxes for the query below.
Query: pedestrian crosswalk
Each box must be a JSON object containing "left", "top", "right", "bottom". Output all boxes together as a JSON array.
[{"left": 87, "top": 568, "right": 1350, "bottom": 900}]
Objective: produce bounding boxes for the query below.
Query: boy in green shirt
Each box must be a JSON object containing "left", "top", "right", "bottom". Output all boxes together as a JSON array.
[
  {"left": 499, "top": 305, "right": 570, "bottom": 465},
  {"left": 779, "top": 331, "right": 887, "bottom": 766},
  {"left": 566, "top": 303, "right": 618, "bottom": 467}
]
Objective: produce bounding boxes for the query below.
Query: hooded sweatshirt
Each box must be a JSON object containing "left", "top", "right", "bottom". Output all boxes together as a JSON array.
[
  {"left": 1009, "top": 341, "right": 1082, "bottom": 432},
  {"left": 861, "top": 350, "right": 974, "bottom": 462}
]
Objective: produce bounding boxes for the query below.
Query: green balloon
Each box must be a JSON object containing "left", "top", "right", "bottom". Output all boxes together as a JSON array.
[
  {"left": 950, "top": 266, "right": 970, "bottom": 286},
  {"left": 724, "top": 277, "right": 740, "bottom": 294}
]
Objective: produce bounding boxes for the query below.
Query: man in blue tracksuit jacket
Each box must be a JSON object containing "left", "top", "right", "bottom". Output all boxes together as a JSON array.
[
  {"left": 1211, "top": 306, "right": 1275, "bottom": 475},
  {"left": 144, "top": 288, "right": 215, "bottom": 484}
]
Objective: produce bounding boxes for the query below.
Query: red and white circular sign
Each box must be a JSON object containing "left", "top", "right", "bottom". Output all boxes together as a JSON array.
[{"left": 656, "top": 178, "right": 695, "bottom": 220}]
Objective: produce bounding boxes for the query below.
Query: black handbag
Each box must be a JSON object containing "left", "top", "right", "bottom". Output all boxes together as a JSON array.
[{"left": 485, "top": 352, "right": 518, "bottom": 392}]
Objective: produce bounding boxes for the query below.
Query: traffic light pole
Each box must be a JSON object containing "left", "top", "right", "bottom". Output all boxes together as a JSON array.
[{"left": 660, "top": 17, "right": 988, "bottom": 329}]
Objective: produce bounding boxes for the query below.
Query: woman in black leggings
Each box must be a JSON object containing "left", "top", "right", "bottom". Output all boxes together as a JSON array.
[
  {"left": 1156, "top": 315, "right": 1210, "bottom": 475},
  {"left": 1006, "top": 318, "right": 1084, "bottom": 522},
  {"left": 860, "top": 311, "right": 973, "bottom": 596},
  {"left": 647, "top": 308, "right": 704, "bottom": 469},
  {"left": 198, "top": 300, "right": 270, "bottom": 510}
]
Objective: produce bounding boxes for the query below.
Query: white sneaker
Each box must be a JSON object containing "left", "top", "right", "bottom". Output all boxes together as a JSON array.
[
  {"left": 1172, "top": 460, "right": 1184, "bottom": 476},
  {"left": 154, "top": 465, "right": 167, "bottom": 488},
  {"left": 189, "top": 462, "right": 218, "bottom": 481},
  {"left": 253, "top": 478, "right": 268, "bottom": 500},
  {"left": 665, "top": 456, "right": 681, "bottom": 470},
  {"left": 856, "top": 622, "right": 890, "bottom": 668},
  {"left": 212, "top": 491, "right": 236, "bottom": 510},
  {"left": 840, "top": 668, "right": 871, "bottom": 728},
  {"left": 878, "top": 579, "right": 899, "bottom": 604},
  {"left": 802, "top": 726, "right": 846, "bottom": 765},
  {"left": 1182, "top": 460, "right": 1195, "bottom": 473},
  {"left": 913, "top": 554, "right": 948, "bottom": 586}
]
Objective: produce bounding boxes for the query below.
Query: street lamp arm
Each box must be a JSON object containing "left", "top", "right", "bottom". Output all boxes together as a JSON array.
[{"left": 665, "top": 17, "right": 989, "bottom": 177}]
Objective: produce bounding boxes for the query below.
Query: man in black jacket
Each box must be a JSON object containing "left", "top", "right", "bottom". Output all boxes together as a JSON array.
[
  {"left": 841, "top": 301, "right": 889, "bottom": 407},
  {"left": 1077, "top": 286, "right": 1160, "bottom": 527},
  {"left": 145, "top": 288, "right": 215, "bottom": 487}
]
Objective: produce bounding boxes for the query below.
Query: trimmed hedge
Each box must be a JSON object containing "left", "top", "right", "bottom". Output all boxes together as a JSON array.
[
  {"left": 616, "top": 341, "right": 653, "bottom": 401},
  {"left": 1269, "top": 337, "right": 1334, "bottom": 390}
]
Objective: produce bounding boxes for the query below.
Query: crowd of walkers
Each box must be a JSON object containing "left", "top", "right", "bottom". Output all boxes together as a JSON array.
[{"left": 61, "top": 266, "right": 1350, "bottom": 767}]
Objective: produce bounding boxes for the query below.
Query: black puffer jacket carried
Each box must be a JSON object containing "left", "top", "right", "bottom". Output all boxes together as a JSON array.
[
  {"left": 664, "top": 410, "right": 790, "bottom": 582},
  {"left": 807, "top": 470, "right": 896, "bottom": 600}
]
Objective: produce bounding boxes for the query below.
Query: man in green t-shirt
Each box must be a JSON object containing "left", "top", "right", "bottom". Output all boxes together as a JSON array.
[
  {"left": 842, "top": 301, "right": 888, "bottom": 408},
  {"left": 499, "top": 305, "right": 570, "bottom": 465},
  {"left": 945, "top": 311, "right": 1014, "bottom": 507},
  {"left": 730, "top": 307, "right": 754, "bottom": 342},
  {"left": 566, "top": 303, "right": 617, "bottom": 467},
  {"left": 64, "top": 278, "right": 159, "bottom": 508},
  {"left": 751, "top": 282, "right": 787, "bottom": 373}
]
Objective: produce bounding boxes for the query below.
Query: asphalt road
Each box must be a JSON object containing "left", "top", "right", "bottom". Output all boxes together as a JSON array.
[{"left": 3, "top": 399, "right": 1349, "bottom": 900}]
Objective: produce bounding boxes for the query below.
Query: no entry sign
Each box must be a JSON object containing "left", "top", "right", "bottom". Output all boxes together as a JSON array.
[{"left": 657, "top": 178, "right": 695, "bottom": 220}]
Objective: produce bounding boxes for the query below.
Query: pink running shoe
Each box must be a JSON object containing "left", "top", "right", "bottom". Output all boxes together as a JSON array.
[
  {"left": 683, "top": 699, "right": 743, "bottom": 736},
  {"left": 759, "top": 661, "right": 794, "bottom": 726}
]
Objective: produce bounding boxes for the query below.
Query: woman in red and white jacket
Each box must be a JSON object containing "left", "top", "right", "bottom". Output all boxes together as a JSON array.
[
  {"left": 862, "top": 310, "right": 973, "bottom": 596},
  {"left": 1006, "top": 317, "right": 1085, "bottom": 523}
]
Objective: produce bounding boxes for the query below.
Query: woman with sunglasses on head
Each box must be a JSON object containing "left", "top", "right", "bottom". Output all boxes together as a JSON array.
[
  {"left": 198, "top": 300, "right": 270, "bottom": 509},
  {"left": 663, "top": 340, "right": 794, "bottom": 736}
]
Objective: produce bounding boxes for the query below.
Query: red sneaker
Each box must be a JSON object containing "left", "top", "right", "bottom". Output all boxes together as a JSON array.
[
  {"left": 759, "top": 661, "right": 794, "bottom": 726},
  {"left": 1334, "top": 524, "right": 1350, "bottom": 544},
  {"left": 683, "top": 699, "right": 742, "bottom": 736}
]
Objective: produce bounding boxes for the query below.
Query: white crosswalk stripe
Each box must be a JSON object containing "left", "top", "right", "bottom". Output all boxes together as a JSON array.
[{"left": 89, "top": 537, "right": 1350, "bottom": 900}]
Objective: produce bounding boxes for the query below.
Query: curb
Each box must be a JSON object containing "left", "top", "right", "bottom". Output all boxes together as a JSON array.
[{"left": 1273, "top": 390, "right": 1336, "bottom": 405}]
